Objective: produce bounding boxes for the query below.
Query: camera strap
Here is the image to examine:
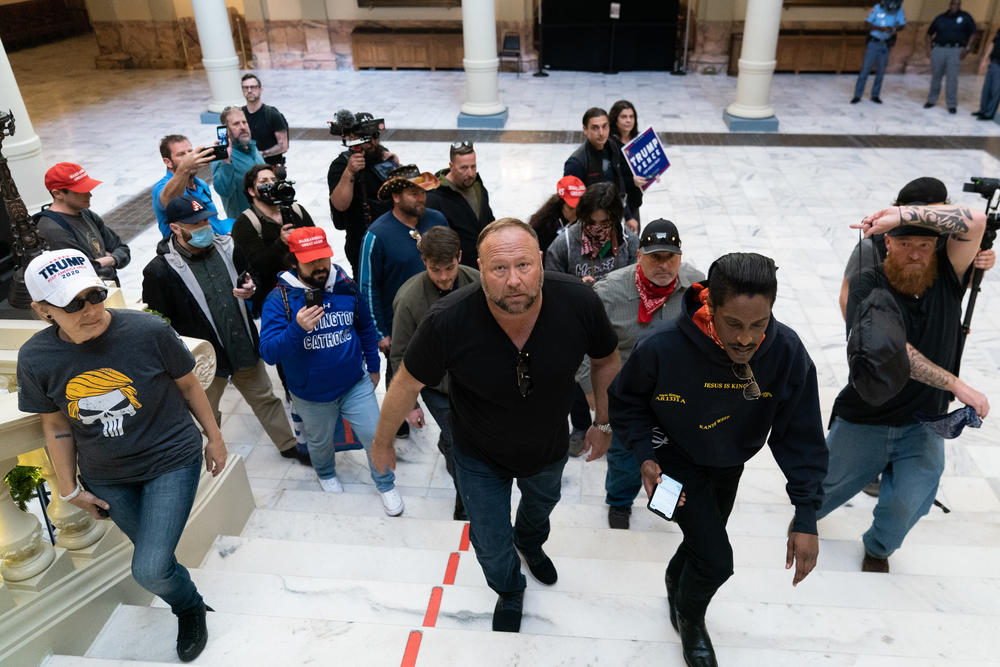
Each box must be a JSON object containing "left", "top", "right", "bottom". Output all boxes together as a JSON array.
[{"left": 243, "top": 204, "right": 304, "bottom": 239}]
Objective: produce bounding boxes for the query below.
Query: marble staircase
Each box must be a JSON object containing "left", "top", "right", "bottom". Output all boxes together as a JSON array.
[{"left": 41, "top": 441, "right": 1000, "bottom": 666}]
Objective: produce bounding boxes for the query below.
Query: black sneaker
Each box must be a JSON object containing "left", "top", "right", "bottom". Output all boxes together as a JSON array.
[
  {"left": 871, "top": 97, "right": 882, "bottom": 104},
  {"left": 850, "top": 97, "right": 861, "bottom": 104},
  {"left": 492, "top": 591, "right": 524, "bottom": 632},
  {"left": 280, "top": 446, "right": 312, "bottom": 466},
  {"left": 923, "top": 102, "right": 934, "bottom": 109},
  {"left": 517, "top": 547, "right": 557, "bottom": 585},
  {"left": 948, "top": 107, "right": 957, "bottom": 114},
  {"left": 176, "top": 601, "right": 209, "bottom": 662},
  {"left": 608, "top": 505, "right": 631, "bottom": 529},
  {"left": 978, "top": 114, "right": 995, "bottom": 121}
]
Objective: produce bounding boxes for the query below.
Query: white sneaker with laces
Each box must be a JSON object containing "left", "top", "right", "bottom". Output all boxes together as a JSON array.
[
  {"left": 380, "top": 488, "right": 404, "bottom": 516},
  {"left": 318, "top": 476, "right": 344, "bottom": 493}
]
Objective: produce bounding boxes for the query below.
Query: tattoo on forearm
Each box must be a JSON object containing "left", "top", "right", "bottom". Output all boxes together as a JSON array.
[
  {"left": 54, "top": 432, "right": 72, "bottom": 439},
  {"left": 901, "top": 207, "right": 971, "bottom": 236},
  {"left": 907, "top": 344, "right": 955, "bottom": 391}
]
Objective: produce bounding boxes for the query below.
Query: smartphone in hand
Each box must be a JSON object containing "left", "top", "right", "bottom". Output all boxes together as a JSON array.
[
  {"left": 211, "top": 125, "right": 229, "bottom": 161},
  {"left": 304, "top": 288, "right": 324, "bottom": 309},
  {"left": 647, "top": 473, "right": 683, "bottom": 521}
]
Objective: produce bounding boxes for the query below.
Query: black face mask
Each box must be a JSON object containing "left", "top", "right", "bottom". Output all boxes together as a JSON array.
[{"left": 883, "top": 0, "right": 902, "bottom": 11}]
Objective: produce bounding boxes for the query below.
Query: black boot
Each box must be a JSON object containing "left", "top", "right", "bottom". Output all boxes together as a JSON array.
[
  {"left": 677, "top": 614, "right": 718, "bottom": 667},
  {"left": 664, "top": 569, "right": 679, "bottom": 632},
  {"left": 176, "top": 601, "right": 209, "bottom": 662}
]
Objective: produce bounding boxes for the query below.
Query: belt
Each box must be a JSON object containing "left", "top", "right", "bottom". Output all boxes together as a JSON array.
[{"left": 933, "top": 43, "right": 964, "bottom": 48}]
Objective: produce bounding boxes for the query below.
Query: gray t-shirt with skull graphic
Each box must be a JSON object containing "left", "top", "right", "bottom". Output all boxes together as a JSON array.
[{"left": 17, "top": 309, "right": 203, "bottom": 484}]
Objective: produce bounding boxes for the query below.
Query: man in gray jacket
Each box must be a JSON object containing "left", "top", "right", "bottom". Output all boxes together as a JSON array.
[{"left": 578, "top": 219, "right": 704, "bottom": 529}]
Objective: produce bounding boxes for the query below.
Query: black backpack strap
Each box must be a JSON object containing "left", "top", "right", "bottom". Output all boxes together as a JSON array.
[
  {"left": 34, "top": 208, "right": 74, "bottom": 234},
  {"left": 278, "top": 284, "right": 292, "bottom": 321}
]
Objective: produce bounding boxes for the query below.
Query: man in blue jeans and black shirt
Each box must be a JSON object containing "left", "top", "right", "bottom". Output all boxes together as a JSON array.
[
  {"left": 850, "top": 1, "right": 906, "bottom": 104},
  {"left": 371, "top": 218, "right": 620, "bottom": 634}
]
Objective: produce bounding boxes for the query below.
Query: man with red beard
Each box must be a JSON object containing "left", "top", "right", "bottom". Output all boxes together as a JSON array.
[{"left": 818, "top": 203, "right": 990, "bottom": 573}]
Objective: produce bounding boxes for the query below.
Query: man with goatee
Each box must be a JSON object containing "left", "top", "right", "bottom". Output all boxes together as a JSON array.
[{"left": 819, "top": 202, "right": 990, "bottom": 574}]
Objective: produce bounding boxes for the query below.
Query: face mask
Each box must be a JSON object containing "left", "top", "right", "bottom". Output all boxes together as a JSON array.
[{"left": 188, "top": 225, "right": 215, "bottom": 248}]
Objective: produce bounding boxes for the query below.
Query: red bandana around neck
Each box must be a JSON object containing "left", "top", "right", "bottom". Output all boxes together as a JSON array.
[{"left": 635, "top": 264, "right": 677, "bottom": 323}]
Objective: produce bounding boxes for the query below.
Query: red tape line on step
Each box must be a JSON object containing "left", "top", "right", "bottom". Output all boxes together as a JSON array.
[
  {"left": 443, "top": 552, "right": 460, "bottom": 585},
  {"left": 458, "top": 522, "right": 470, "bottom": 551},
  {"left": 401, "top": 630, "right": 422, "bottom": 667},
  {"left": 423, "top": 586, "right": 443, "bottom": 627}
]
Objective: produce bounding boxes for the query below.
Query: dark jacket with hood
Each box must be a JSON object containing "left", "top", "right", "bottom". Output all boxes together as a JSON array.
[
  {"left": 424, "top": 168, "right": 494, "bottom": 269},
  {"left": 608, "top": 283, "right": 828, "bottom": 534},
  {"left": 141, "top": 235, "right": 257, "bottom": 378},
  {"left": 564, "top": 137, "right": 643, "bottom": 220}
]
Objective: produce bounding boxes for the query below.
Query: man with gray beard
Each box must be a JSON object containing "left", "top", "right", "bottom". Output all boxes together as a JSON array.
[
  {"left": 371, "top": 218, "right": 620, "bottom": 633},
  {"left": 819, "top": 203, "right": 990, "bottom": 573},
  {"left": 211, "top": 106, "right": 265, "bottom": 218}
]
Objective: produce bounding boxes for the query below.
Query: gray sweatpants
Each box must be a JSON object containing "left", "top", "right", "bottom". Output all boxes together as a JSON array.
[{"left": 927, "top": 46, "right": 961, "bottom": 109}]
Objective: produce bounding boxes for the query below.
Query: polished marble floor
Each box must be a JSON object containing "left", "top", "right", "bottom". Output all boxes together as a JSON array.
[{"left": 9, "top": 34, "right": 1000, "bottom": 665}]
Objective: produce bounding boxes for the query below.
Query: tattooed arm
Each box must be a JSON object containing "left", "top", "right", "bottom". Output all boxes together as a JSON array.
[
  {"left": 906, "top": 343, "right": 990, "bottom": 417},
  {"left": 855, "top": 206, "right": 986, "bottom": 278},
  {"left": 40, "top": 411, "right": 110, "bottom": 519}
]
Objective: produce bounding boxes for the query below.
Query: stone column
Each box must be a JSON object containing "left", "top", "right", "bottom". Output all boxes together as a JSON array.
[
  {"left": 191, "top": 0, "right": 244, "bottom": 123},
  {"left": 458, "top": 0, "right": 508, "bottom": 128},
  {"left": 0, "top": 38, "right": 48, "bottom": 213},
  {"left": 723, "top": 0, "right": 781, "bottom": 132}
]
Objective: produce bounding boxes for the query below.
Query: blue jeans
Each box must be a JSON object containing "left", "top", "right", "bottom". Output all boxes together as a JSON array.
[
  {"left": 854, "top": 40, "right": 891, "bottom": 99},
  {"left": 605, "top": 434, "right": 641, "bottom": 506},
  {"left": 978, "top": 61, "right": 1000, "bottom": 116},
  {"left": 818, "top": 417, "right": 944, "bottom": 559},
  {"left": 453, "top": 446, "right": 568, "bottom": 595},
  {"left": 421, "top": 387, "right": 456, "bottom": 482},
  {"left": 83, "top": 458, "right": 203, "bottom": 614},
  {"left": 290, "top": 376, "right": 395, "bottom": 492}
]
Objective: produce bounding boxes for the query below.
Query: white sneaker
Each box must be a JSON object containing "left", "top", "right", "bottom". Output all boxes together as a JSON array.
[
  {"left": 318, "top": 476, "right": 344, "bottom": 493},
  {"left": 380, "top": 488, "right": 404, "bottom": 516}
]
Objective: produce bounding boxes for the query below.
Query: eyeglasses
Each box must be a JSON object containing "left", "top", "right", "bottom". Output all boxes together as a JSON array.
[
  {"left": 731, "top": 363, "right": 760, "bottom": 401},
  {"left": 515, "top": 352, "right": 533, "bottom": 398},
  {"left": 241, "top": 84, "right": 260, "bottom": 91},
  {"left": 409, "top": 229, "right": 422, "bottom": 244},
  {"left": 61, "top": 288, "right": 108, "bottom": 314}
]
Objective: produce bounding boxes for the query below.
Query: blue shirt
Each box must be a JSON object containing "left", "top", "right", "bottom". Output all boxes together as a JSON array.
[
  {"left": 928, "top": 10, "right": 976, "bottom": 47},
  {"left": 152, "top": 171, "right": 231, "bottom": 237},
  {"left": 867, "top": 4, "right": 905, "bottom": 41},
  {"left": 210, "top": 140, "right": 264, "bottom": 219},
  {"left": 358, "top": 208, "right": 448, "bottom": 338}
]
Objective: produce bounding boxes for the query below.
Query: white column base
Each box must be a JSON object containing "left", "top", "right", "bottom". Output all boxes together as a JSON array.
[{"left": 3, "top": 546, "right": 73, "bottom": 591}]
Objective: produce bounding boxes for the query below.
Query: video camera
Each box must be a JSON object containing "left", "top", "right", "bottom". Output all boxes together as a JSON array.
[
  {"left": 329, "top": 109, "right": 385, "bottom": 149},
  {"left": 963, "top": 177, "right": 1000, "bottom": 201},
  {"left": 256, "top": 166, "right": 304, "bottom": 225}
]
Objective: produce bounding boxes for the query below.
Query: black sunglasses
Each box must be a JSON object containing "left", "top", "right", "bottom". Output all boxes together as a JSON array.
[
  {"left": 515, "top": 352, "right": 533, "bottom": 398},
  {"left": 61, "top": 288, "right": 108, "bottom": 314},
  {"left": 731, "top": 363, "right": 760, "bottom": 401},
  {"left": 451, "top": 140, "right": 474, "bottom": 150}
]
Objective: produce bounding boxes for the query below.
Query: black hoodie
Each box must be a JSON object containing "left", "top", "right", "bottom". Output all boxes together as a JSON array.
[{"left": 609, "top": 284, "right": 828, "bottom": 534}]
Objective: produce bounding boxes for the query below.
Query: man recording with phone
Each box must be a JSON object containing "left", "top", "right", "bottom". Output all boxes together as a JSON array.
[
  {"left": 153, "top": 134, "right": 229, "bottom": 237},
  {"left": 232, "top": 164, "right": 314, "bottom": 317},
  {"left": 327, "top": 109, "right": 399, "bottom": 277},
  {"left": 609, "top": 253, "right": 828, "bottom": 667},
  {"left": 142, "top": 195, "right": 303, "bottom": 464}
]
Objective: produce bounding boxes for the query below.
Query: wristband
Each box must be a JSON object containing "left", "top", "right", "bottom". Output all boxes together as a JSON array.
[{"left": 59, "top": 484, "right": 82, "bottom": 502}]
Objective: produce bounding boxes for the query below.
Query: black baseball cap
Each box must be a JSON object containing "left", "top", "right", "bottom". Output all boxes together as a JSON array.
[
  {"left": 166, "top": 194, "right": 214, "bottom": 225},
  {"left": 639, "top": 219, "right": 682, "bottom": 254},
  {"left": 889, "top": 177, "right": 947, "bottom": 237}
]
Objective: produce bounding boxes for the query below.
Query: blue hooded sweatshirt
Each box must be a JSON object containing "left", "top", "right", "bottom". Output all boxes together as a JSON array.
[{"left": 259, "top": 264, "right": 380, "bottom": 402}]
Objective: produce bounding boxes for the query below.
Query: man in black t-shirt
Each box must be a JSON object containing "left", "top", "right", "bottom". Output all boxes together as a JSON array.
[
  {"left": 819, "top": 204, "right": 989, "bottom": 574},
  {"left": 241, "top": 74, "right": 289, "bottom": 166},
  {"left": 327, "top": 118, "right": 398, "bottom": 276},
  {"left": 371, "top": 218, "right": 620, "bottom": 634}
]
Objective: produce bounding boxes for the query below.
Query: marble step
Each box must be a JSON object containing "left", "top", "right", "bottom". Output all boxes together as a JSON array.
[
  {"left": 242, "top": 507, "right": 1000, "bottom": 577},
  {"left": 142, "top": 568, "right": 1000, "bottom": 662},
  {"left": 66, "top": 605, "right": 991, "bottom": 667},
  {"left": 252, "top": 486, "right": 1000, "bottom": 547},
  {"left": 201, "top": 534, "right": 1000, "bottom": 616}
]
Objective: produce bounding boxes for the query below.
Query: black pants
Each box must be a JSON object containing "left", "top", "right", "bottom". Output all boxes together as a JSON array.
[{"left": 659, "top": 444, "right": 744, "bottom": 621}]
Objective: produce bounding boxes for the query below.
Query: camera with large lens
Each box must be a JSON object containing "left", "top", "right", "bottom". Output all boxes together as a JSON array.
[
  {"left": 329, "top": 108, "right": 385, "bottom": 148},
  {"left": 256, "top": 179, "right": 296, "bottom": 207},
  {"left": 963, "top": 177, "right": 1000, "bottom": 200}
]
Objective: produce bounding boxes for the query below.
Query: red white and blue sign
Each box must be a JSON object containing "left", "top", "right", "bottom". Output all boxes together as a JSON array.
[{"left": 622, "top": 127, "right": 670, "bottom": 190}]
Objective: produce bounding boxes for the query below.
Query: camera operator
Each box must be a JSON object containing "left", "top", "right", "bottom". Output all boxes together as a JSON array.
[
  {"left": 327, "top": 110, "right": 399, "bottom": 277},
  {"left": 232, "top": 164, "right": 314, "bottom": 316}
]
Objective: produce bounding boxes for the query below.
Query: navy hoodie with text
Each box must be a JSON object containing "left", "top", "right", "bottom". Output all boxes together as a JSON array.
[
  {"left": 259, "top": 266, "right": 380, "bottom": 403},
  {"left": 608, "top": 284, "right": 828, "bottom": 534}
]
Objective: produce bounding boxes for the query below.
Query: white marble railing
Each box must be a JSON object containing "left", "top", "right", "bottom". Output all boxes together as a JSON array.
[{"left": 0, "top": 293, "right": 256, "bottom": 664}]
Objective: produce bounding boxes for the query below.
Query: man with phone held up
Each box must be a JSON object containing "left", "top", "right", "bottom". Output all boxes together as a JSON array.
[
  {"left": 259, "top": 227, "right": 404, "bottom": 515},
  {"left": 372, "top": 219, "right": 620, "bottom": 634},
  {"left": 211, "top": 106, "right": 265, "bottom": 219},
  {"left": 153, "top": 134, "right": 229, "bottom": 237},
  {"left": 141, "top": 195, "right": 303, "bottom": 464},
  {"left": 609, "top": 253, "right": 828, "bottom": 667}
]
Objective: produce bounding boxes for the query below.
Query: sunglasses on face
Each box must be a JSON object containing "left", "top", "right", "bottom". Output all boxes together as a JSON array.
[
  {"left": 731, "top": 363, "right": 761, "bottom": 401},
  {"left": 515, "top": 352, "right": 533, "bottom": 398},
  {"left": 61, "top": 288, "right": 108, "bottom": 314}
]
